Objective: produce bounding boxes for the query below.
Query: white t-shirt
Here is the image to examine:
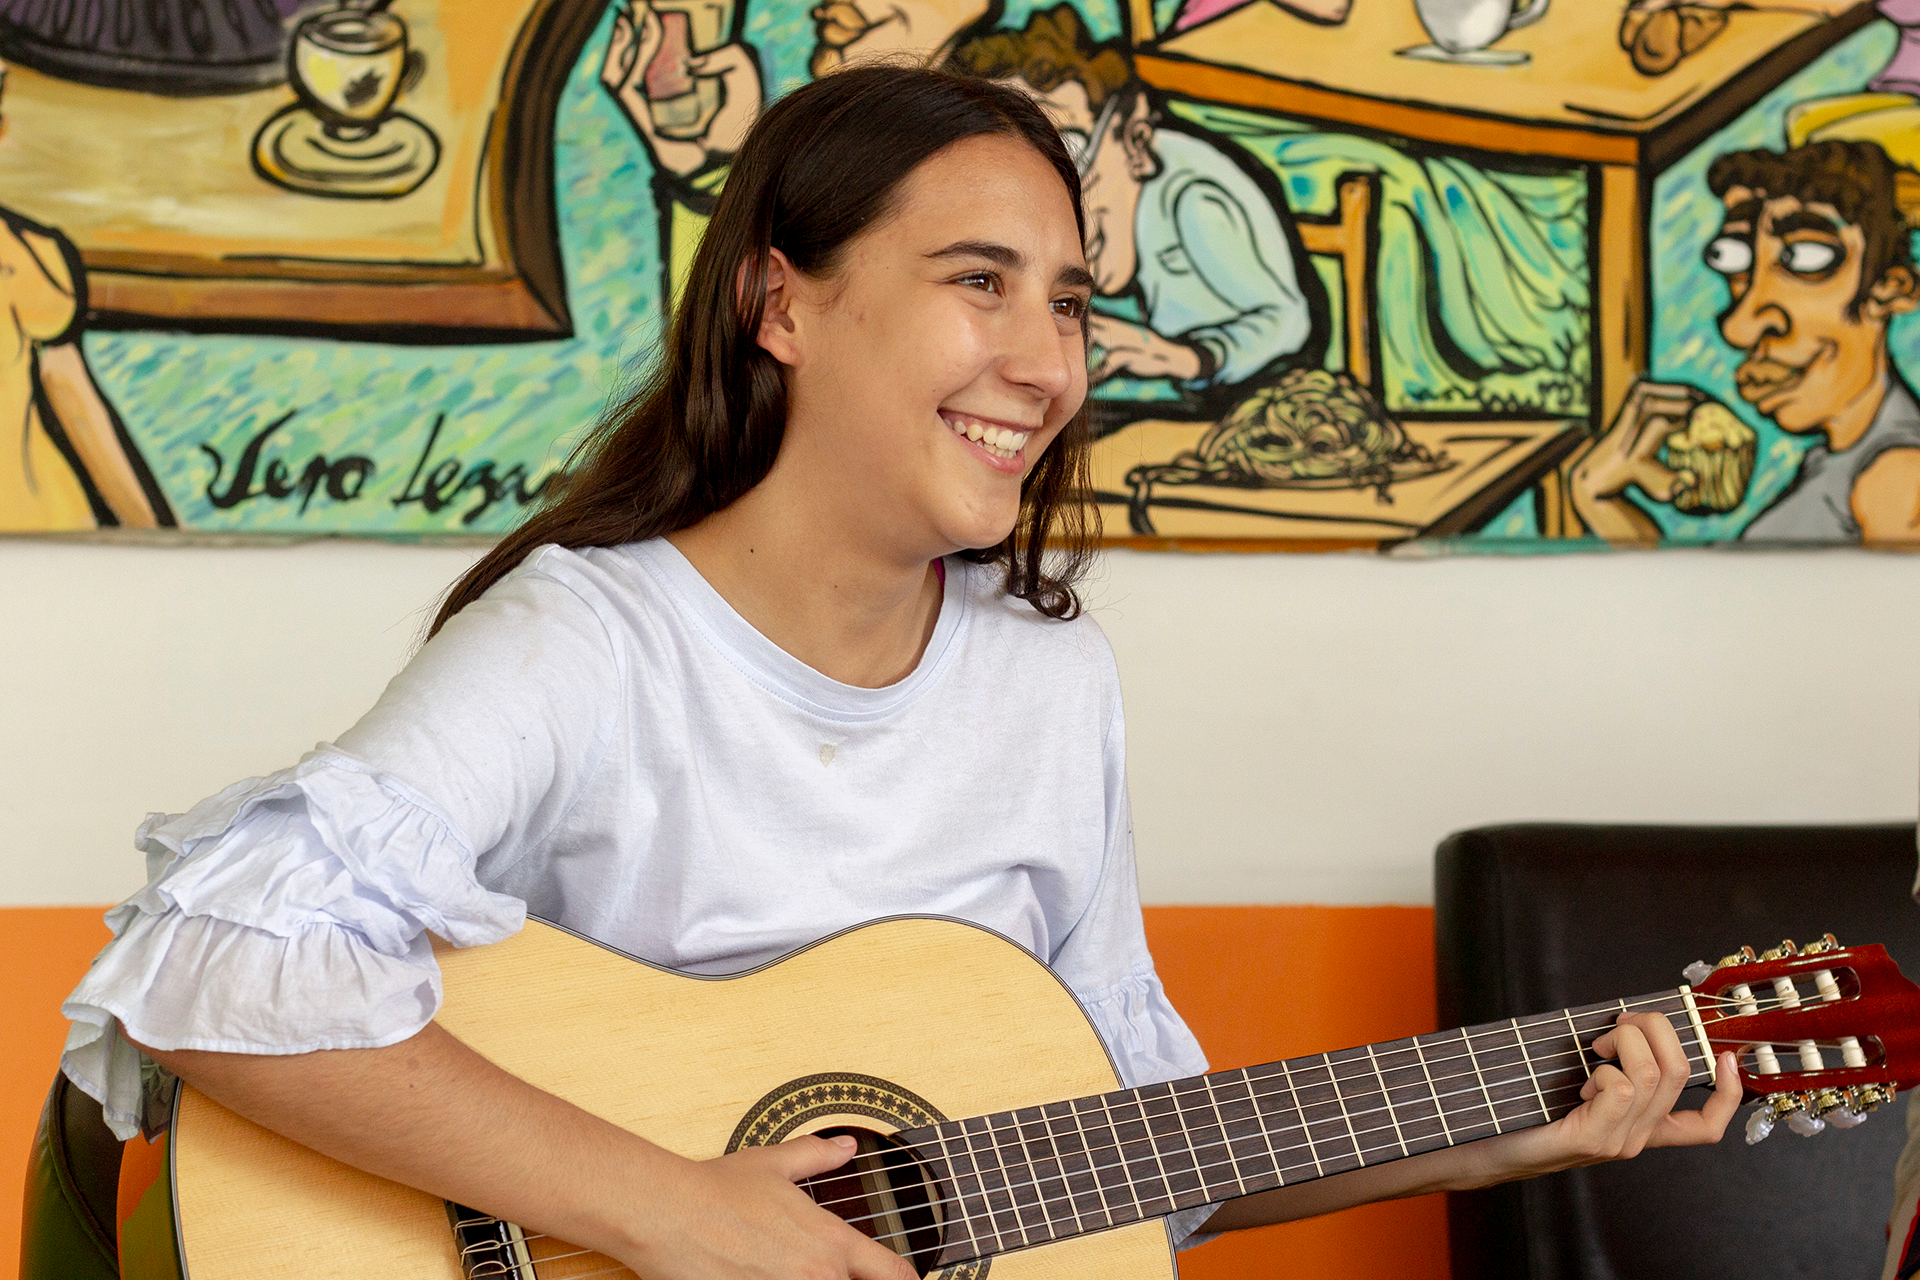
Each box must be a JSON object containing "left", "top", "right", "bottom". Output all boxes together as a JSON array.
[{"left": 61, "top": 540, "right": 1214, "bottom": 1241}]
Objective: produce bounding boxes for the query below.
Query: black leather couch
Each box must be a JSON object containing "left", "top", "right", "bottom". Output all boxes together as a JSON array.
[
  {"left": 20, "top": 1070, "right": 123, "bottom": 1280},
  {"left": 1438, "top": 823, "right": 1920, "bottom": 1280}
]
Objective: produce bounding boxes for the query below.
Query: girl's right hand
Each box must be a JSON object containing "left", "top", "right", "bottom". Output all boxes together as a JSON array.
[{"left": 618, "top": 1133, "right": 919, "bottom": 1280}]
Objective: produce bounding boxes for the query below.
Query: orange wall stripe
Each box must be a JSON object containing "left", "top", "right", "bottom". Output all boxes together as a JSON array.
[
  {"left": 2, "top": 905, "right": 1444, "bottom": 1280},
  {"left": 3, "top": 906, "right": 113, "bottom": 1280},
  {"left": 1143, "top": 905, "right": 1447, "bottom": 1280}
]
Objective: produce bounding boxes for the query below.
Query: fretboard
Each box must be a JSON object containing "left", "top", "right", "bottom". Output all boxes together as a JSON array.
[{"left": 899, "top": 991, "right": 1711, "bottom": 1266}]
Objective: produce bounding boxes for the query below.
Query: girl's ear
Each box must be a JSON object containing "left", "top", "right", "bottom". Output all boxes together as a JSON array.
[{"left": 752, "top": 247, "right": 804, "bottom": 367}]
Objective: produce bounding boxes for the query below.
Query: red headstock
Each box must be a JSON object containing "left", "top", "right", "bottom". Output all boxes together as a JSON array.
[{"left": 1686, "top": 935, "right": 1920, "bottom": 1142}]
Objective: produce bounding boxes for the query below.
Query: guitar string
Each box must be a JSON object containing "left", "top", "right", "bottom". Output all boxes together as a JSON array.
[
  {"left": 489, "top": 987, "right": 1836, "bottom": 1262},
  {"left": 787, "top": 984, "right": 1833, "bottom": 1222},
  {"left": 500, "top": 1018, "right": 1711, "bottom": 1268},
  {"left": 509, "top": 1008, "right": 1844, "bottom": 1265},
  {"left": 800, "top": 1013, "right": 1855, "bottom": 1231},
  {"left": 513, "top": 1070, "right": 1625, "bottom": 1280},
  {"left": 507, "top": 993, "right": 1834, "bottom": 1259},
  {"left": 507, "top": 1009, "right": 1864, "bottom": 1277}
]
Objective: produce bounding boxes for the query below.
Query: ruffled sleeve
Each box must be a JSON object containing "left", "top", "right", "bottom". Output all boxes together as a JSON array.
[
  {"left": 62, "top": 750, "right": 525, "bottom": 1139},
  {"left": 63, "top": 549, "right": 623, "bottom": 1140}
]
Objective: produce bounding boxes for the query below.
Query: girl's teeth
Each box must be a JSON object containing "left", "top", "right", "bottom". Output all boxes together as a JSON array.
[{"left": 945, "top": 415, "right": 1030, "bottom": 459}]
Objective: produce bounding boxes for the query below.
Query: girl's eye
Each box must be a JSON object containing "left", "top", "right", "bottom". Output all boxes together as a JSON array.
[
  {"left": 1704, "top": 236, "right": 1753, "bottom": 277},
  {"left": 1052, "top": 295, "right": 1088, "bottom": 320},
  {"left": 1781, "top": 240, "right": 1841, "bottom": 275},
  {"left": 957, "top": 271, "right": 1002, "bottom": 293}
]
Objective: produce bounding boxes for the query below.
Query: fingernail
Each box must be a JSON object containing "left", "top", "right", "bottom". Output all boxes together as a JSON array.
[{"left": 831, "top": 1135, "right": 857, "bottom": 1150}]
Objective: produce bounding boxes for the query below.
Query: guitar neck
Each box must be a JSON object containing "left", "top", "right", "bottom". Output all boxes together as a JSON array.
[{"left": 899, "top": 990, "right": 1712, "bottom": 1265}]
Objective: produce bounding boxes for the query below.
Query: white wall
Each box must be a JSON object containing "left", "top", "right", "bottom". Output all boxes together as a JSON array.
[{"left": 3, "top": 539, "right": 1916, "bottom": 907}]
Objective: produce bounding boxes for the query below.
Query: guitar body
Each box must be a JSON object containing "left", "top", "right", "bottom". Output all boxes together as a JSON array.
[{"left": 161, "top": 917, "right": 1179, "bottom": 1280}]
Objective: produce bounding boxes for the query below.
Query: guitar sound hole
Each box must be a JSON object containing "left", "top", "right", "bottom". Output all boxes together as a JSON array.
[{"left": 802, "top": 1126, "right": 945, "bottom": 1276}]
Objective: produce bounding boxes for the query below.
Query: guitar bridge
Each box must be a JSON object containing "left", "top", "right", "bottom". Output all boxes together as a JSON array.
[{"left": 446, "top": 1202, "right": 537, "bottom": 1279}]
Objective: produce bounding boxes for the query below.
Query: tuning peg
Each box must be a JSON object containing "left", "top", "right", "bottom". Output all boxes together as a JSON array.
[
  {"left": 1758, "top": 940, "right": 1798, "bottom": 962},
  {"left": 1683, "top": 960, "right": 1713, "bottom": 985},
  {"left": 1787, "top": 1110, "right": 1826, "bottom": 1137},
  {"left": 1800, "top": 933, "right": 1841, "bottom": 955},
  {"left": 1716, "top": 946, "right": 1759, "bottom": 970},
  {"left": 1747, "top": 1092, "right": 1824, "bottom": 1144}
]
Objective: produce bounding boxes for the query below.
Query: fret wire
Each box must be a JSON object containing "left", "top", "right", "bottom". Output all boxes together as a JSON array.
[
  {"left": 1513, "top": 1015, "right": 1554, "bottom": 1123},
  {"left": 1324, "top": 1052, "right": 1368, "bottom": 1169},
  {"left": 1041, "top": 1102, "right": 1088, "bottom": 1238},
  {"left": 1200, "top": 1073, "right": 1250, "bottom": 1197},
  {"left": 1139, "top": 1084, "right": 1201, "bottom": 1209},
  {"left": 1096, "top": 1092, "right": 1147, "bottom": 1225},
  {"left": 945, "top": 1120, "right": 993, "bottom": 1258},
  {"left": 1246, "top": 1066, "right": 1288, "bottom": 1188},
  {"left": 1365, "top": 1042, "right": 1410, "bottom": 1159},
  {"left": 1277, "top": 1056, "right": 1324, "bottom": 1178},
  {"left": 972, "top": 1116, "right": 1021, "bottom": 1253},
  {"left": 1017, "top": 1108, "right": 1063, "bottom": 1242},
  {"left": 1411, "top": 1034, "right": 1454, "bottom": 1146},
  {"left": 1458, "top": 1023, "right": 1503, "bottom": 1135},
  {"left": 1221, "top": 1074, "right": 1282, "bottom": 1197},
  {"left": 1071, "top": 1095, "right": 1119, "bottom": 1229},
  {"left": 1039, "top": 1105, "right": 1077, "bottom": 1239},
  {"left": 1560, "top": 1007, "right": 1594, "bottom": 1081},
  {"left": 929, "top": 1125, "right": 979, "bottom": 1263},
  {"left": 1109, "top": 1090, "right": 1171, "bottom": 1219},
  {"left": 996, "top": 1109, "right": 1046, "bottom": 1242},
  {"left": 1176, "top": 1076, "right": 1233, "bottom": 1200}
]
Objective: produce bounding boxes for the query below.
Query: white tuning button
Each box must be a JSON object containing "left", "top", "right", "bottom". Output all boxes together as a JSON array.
[
  {"left": 1812, "top": 968, "right": 1869, "bottom": 1068},
  {"left": 1732, "top": 984, "right": 1782, "bottom": 1075},
  {"left": 1684, "top": 961, "right": 1714, "bottom": 986},
  {"left": 1745, "top": 1107, "right": 1776, "bottom": 1145},
  {"left": 1827, "top": 1106, "right": 1868, "bottom": 1129},
  {"left": 1772, "top": 976, "right": 1825, "bottom": 1073},
  {"left": 1787, "top": 1109, "right": 1827, "bottom": 1137}
]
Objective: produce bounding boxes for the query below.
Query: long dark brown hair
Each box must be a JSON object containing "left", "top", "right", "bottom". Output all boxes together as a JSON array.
[{"left": 431, "top": 65, "right": 1098, "bottom": 639}]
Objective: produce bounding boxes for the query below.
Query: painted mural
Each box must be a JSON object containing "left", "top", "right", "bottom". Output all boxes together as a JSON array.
[{"left": 2, "top": 0, "right": 1917, "bottom": 546}]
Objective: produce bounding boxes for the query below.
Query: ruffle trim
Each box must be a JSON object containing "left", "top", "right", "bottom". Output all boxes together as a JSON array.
[
  {"left": 62, "top": 747, "right": 525, "bottom": 1139},
  {"left": 121, "top": 747, "right": 523, "bottom": 954}
]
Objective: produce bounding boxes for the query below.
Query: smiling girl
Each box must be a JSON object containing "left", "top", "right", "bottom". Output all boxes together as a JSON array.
[{"left": 62, "top": 67, "right": 1734, "bottom": 1280}]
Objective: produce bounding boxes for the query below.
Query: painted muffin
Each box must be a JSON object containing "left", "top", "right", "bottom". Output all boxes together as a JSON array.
[{"left": 1665, "top": 400, "right": 1757, "bottom": 514}]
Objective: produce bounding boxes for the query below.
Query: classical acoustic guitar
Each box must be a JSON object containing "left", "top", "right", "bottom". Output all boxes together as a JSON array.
[{"left": 119, "top": 917, "right": 1920, "bottom": 1280}]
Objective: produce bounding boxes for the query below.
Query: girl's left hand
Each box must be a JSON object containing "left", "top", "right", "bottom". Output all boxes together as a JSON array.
[{"left": 1464, "top": 1012, "right": 1740, "bottom": 1186}]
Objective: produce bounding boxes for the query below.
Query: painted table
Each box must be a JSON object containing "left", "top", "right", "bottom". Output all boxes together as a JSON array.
[
  {"left": 1133, "top": 0, "right": 1877, "bottom": 533},
  {"left": 1089, "top": 417, "right": 1583, "bottom": 545},
  {"left": 0, "top": 0, "right": 601, "bottom": 339}
]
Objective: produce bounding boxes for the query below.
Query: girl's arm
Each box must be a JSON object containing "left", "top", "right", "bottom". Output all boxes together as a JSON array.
[
  {"left": 1203, "top": 1016, "right": 1741, "bottom": 1233},
  {"left": 141, "top": 1022, "right": 916, "bottom": 1280}
]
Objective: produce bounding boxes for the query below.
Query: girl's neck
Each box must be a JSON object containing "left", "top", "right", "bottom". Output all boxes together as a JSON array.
[{"left": 666, "top": 494, "right": 944, "bottom": 690}]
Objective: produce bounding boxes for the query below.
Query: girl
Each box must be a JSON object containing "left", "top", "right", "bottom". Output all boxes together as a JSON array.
[{"left": 61, "top": 66, "right": 1736, "bottom": 1280}]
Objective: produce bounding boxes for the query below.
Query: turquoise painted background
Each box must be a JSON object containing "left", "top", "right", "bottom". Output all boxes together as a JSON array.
[{"left": 71, "top": 5, "right": 1905, "bottom": 542}]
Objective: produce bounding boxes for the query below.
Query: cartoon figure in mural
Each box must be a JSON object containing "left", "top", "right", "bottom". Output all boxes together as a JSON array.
[
  {"left": 947, "top": 6, "right": 1326, "bottom": 418},
  {"left": 0, "top": 57, "right": 169, "bottom": 533},
  {"left": 601, "top": 0, "right": 1004, "bottom": 308},
  {"left": 1573, "top": 139, "right": 1920, "bottom": 543},
  {"left": 602, "top": 0, "right": 765, "bottom": 307}
]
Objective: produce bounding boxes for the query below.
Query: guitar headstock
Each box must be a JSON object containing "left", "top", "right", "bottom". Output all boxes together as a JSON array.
[{"left": 1682, "top": 934, "right": 1920, "bottom": 1144}]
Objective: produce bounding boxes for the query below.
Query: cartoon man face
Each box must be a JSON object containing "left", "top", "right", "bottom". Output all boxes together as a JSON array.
[
  {"left": 1077, "top": 92, "right": 1154, "bottom": 295},
  {"left": 809, "top": 0, "right": 989, "bottom": 77},
  {"left": 1706, "top": 188, "right": 1913, "bottom": 434}
]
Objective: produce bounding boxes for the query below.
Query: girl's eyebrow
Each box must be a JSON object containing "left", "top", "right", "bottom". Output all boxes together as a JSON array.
[{"left": 927, "top": 239, "right": 1094, "bottom": 290}]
